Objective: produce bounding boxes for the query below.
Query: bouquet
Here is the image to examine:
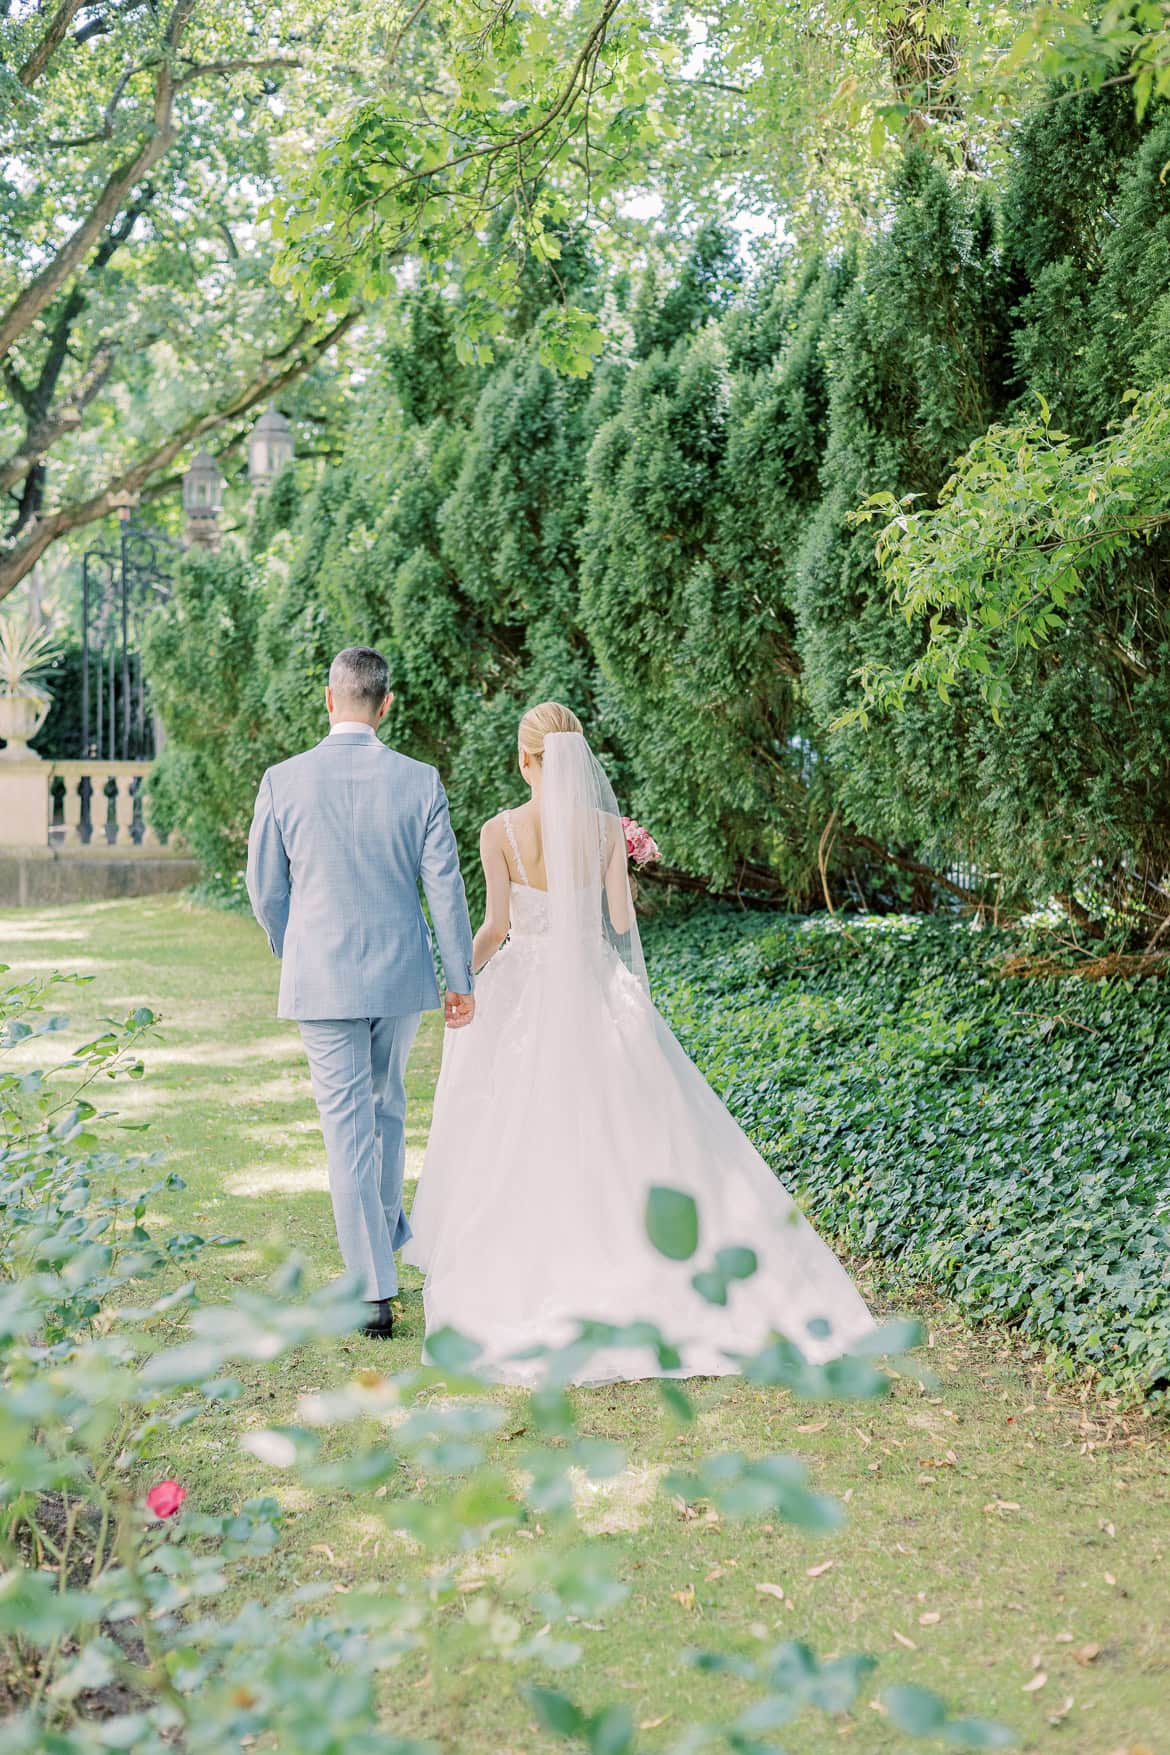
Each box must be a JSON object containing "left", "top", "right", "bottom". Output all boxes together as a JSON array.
[{"left": 621, "top": 815, "right": 660, "bottom": 868}]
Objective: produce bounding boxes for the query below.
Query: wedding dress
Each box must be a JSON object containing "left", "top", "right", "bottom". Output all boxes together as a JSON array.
[{"left": 404, "top": 733, "right": 875, "bottom": 1386}]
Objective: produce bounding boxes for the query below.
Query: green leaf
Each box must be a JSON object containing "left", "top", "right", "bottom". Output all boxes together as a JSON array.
[
  {"left": 715, "top": 1246, "right": 758, "bottom": 1283},
  {"left": 425, "top": 1327, "right": 483, "bottom": 1372},
  {"left": 0, "top": 1571, "right": 99, "bottom": 1644},
  {"left": 881, "top": 1683, "right": 948, "bottom": 1736},
  {"left": 589, "top": 1704, "right": 635, "bottom": 1755},
  {"left": 658, "top": 1380, "right": 695, "bottom": 1423},
  {"left": 645, "top": 1187, "right": 699, "bottom": 1261},
  {"left": 524, "top": 1685, "right": 587, "bottom": 1738}
]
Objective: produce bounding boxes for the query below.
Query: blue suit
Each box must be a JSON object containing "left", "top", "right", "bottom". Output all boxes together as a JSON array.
[{"left": 246, "top": 727, "right": 474, "bottom": 1298}]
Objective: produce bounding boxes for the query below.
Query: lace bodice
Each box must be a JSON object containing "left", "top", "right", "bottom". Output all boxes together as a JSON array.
[{"left": 509, "top": 881, "right": 549, "bottom": 937}]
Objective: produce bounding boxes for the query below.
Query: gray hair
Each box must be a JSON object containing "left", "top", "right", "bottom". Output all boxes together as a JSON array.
[{"left": 329, "top": 646, "right": 390, "bottom": 711}]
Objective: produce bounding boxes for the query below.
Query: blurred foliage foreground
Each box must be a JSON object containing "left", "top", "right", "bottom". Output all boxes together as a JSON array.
[{"left": 0, "top": 953, "right": 1020, "bottom": 1754}]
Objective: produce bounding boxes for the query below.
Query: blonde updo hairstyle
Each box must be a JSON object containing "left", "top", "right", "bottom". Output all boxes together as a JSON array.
[{"left": 518, "top": 701, "right": 583, "bottom": 765}]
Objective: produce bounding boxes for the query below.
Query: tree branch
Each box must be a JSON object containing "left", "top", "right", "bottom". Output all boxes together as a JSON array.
[
  {"left": 173, "top": 56, "right": 301, "bottom": 87},
  {"left": 0, "top": 0, "right": 196, "bottom": 363},
  {"left": 16, "top": 0, "right": 85, "bottom": 88},
  {"left": 0, "top": 195, "right": 151, "bottom": 498},
  {"left": 0, "top": 312, "right": 358, "bottom": 601},
  {"left": 3, "top": 359, "right": 35, "bottom": 418},
  {"left": 342, "top": 0, "right": 625, "bottom": 231},
  {"left": 45, "top": 65, "right": 141, "bottom": 149},
  {"left": 0, "top": 345, "right": 117, "bottom": 495},
  {"left": 383, "top": 0, "right": 431, "bottom": 76},
  {"left": 846, "top": 832, "right": 994, "bottom": 909}
]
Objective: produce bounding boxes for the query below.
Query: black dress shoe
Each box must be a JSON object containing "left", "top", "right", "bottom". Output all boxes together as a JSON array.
[{"left": 361, "top": 1298, "right": 395, "bottom": 1339}]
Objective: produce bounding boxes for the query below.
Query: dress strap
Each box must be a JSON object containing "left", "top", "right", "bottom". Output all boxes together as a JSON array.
[{"left": 503, "top": 809, "right": 530, "bottom": 887}]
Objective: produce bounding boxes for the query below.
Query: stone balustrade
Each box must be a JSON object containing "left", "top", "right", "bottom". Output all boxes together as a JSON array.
[{"left": 0, "top": 758, "right": 176, "bottom": 855}]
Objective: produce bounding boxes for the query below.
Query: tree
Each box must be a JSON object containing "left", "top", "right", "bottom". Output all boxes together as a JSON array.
[
  {"left": 581, "top": 254, "right": 832, "bottom": 894},
  {"left": 830, "top": 99, "right": 1170, "bottom": 930},
  {"left": 0, "top": 0, "right": 374, "bottom": 601},
  {"left": 144, "top": 65, "right": 1170, "bottom": 935},
  {"left": 274, "top": 0, "right": 1170, "bottom": 349}
]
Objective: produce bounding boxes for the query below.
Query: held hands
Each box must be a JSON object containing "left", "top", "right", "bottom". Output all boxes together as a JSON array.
[{"left": 444, "top": 990, "right": 475, "bottom": 1030}]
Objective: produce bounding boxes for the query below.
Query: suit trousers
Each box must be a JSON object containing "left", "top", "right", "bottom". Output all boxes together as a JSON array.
[{"left": 299, "top": 1013, "right": 421, "bottom": 1300}]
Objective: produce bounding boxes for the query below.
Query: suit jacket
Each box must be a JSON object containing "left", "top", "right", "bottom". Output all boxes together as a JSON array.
[{"left": 245, "top": 729, "right": 475, "bottom": 1021}]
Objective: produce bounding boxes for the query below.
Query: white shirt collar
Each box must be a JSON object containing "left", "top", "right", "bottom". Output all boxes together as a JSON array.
[{"left": 329, "top": 721, "right": 377, "bottom": 737}]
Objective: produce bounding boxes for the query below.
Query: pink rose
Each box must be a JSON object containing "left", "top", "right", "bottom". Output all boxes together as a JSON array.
[
  {"left": 145, "top": 1480, "right": 187, "bottom": 1519},
  {"left": 621, "top": 816, "right": 660, "bottom": 866}
]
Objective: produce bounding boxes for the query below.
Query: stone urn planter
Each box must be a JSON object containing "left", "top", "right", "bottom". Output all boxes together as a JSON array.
[
  {"left": 0, "top": 691, "right": 50, "bottom": 760},
  {"left": 0, "top": 613, "right": 60, "bottom": 761}
]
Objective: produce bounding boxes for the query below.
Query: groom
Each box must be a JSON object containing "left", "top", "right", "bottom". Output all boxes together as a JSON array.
[{"left": 245, "top": 646, "right": 475, "bottom": 1338}]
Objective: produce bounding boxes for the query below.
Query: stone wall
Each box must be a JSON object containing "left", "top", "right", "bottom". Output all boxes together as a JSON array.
[{"left": 0, "top": 854, "right": 200, "bottom": 909}]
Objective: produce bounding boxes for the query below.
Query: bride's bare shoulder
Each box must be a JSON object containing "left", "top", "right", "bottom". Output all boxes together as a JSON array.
[{"left": 479, "top": 811, "right": 515, "bottom": 849}]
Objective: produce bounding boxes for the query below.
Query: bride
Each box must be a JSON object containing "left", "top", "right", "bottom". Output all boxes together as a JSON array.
[{"left": 404, "top": 702, "right": 875, "bottom": 1385}]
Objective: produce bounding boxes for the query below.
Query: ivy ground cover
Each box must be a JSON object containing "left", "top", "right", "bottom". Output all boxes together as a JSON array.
[{"left": 649, "top": 907, "right": 1170, "bottom": 1404}]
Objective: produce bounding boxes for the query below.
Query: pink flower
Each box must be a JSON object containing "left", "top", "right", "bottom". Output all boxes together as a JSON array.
[
  {"left": 621, "top": 816, "right": 660, "bottom": 867},
  {"left": 145, "top": 1480, "right": 186, "bottom": 1519}
]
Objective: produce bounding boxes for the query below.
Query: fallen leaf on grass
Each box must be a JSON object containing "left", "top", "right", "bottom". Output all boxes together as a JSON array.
[
  {"left": 1073, "top": 1642, "right": 1101, "bottom": 1665},
  {"left": 755, "top": 1582, "right": 785, "bottom": 1601},
  {"left": 1022, "top": 1672, "right": 1047, "bottom": 1693},
  {"left": 797, "top": 1421, "right": 828, "bottom": 1434},
  {"left": 705, "top": 1567, "right": 725, "bottom": 1582},
  {"left": 671, "top": 1585, "right": 697, "bottom": 1612},
  {"left": 1047, "top": 1696, "right": 1075, "bottom": 1726},
  {"left": 1104, "top": 1570, "right": 1117, "bottom": 1585},
  {"left": 893, "top": 1630, "right": 917, "bottom": 1650},
  {"left": 918, "top": 1612, "right": 941, "bottom": 1626},
  {"left": 806, "top": 1561, "right": 834, "bottom": 1578},
  {"left": 638, "top": 1717, "right": 669, "bottom": 1731},
  {"left": 983, "top": 1500, "right": 1021, "bottom": 1513},
  {"left": 309, "top": 1543, "right": 336, "bottom": 1564}
]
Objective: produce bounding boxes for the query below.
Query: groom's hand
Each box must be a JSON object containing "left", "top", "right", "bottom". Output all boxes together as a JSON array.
[{"left": 444, "top": 990, "right": 475, "bottom": 1029}]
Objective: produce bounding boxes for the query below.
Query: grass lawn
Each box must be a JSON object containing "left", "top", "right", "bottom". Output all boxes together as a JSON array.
[{"left": 2, "top": 895, "right": 1168, "bottom": 1755}]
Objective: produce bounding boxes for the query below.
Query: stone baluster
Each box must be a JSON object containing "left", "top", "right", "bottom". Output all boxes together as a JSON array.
[
  {"left": 60, "top": 768, "right": 85, "bottom": 850},
  {"left": 113, "top": 770, "right": 137, "bottom": 847},
  {"left": 91, "top": 772, "right": 112, "bottom": 845}
]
